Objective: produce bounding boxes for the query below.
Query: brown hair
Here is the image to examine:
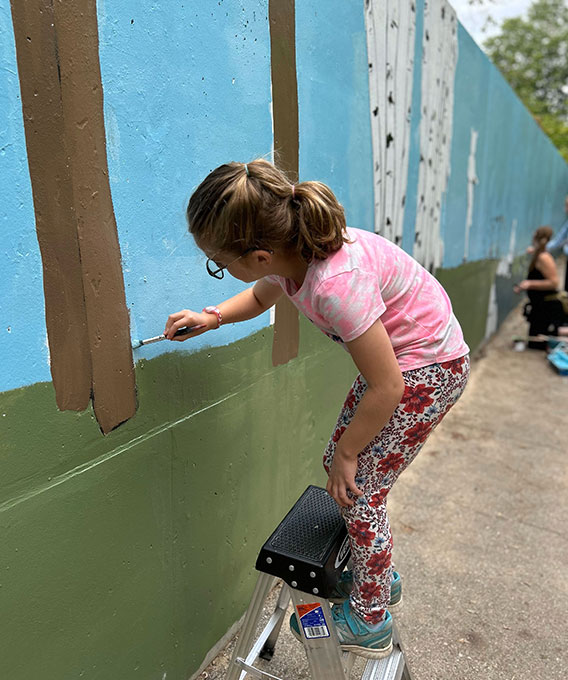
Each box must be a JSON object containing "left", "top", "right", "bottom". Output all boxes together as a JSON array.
[
  {"left": 529, "top": 225, "right": 553, "bottom": 270},
  {"left": 186, "top": 158, "right": 349, "bottom": 262}
]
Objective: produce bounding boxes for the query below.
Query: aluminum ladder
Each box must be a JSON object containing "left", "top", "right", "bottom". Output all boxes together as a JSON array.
[{"left": 225, "top": 485, "right": 412, "bottom": 680}]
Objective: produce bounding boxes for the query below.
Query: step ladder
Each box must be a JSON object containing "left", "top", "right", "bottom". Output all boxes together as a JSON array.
[{"left": 225, "top": 485, "right": 412, "bottom": 680}]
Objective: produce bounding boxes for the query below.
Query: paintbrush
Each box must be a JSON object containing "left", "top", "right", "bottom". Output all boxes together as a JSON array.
[{"left": 132, "top": 324, "right": 207, "bottom": 349}]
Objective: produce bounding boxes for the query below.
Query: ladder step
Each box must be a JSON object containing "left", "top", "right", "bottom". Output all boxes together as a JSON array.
[
  {"left": 361, "top": 648, "right": 406, "bottom": 680},
  {"left": 256, "top": 485, "right": 350, "bottom": 597}
]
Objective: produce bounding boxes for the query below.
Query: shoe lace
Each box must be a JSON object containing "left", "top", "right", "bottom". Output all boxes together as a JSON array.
[
  {"left": 332, "top": 600, "right": 363, "bottom": 636},
  {"left": 331, "top": 602, "right": 347, "bottom": 625}
]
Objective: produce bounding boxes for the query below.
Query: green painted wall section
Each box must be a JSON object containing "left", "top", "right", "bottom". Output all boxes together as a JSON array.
[
  {"left": 436, "top": 256, "right": 527, "bottom": 354},
  {"left": 0, "top": 318, "right": 356, "bottom": 680},
  {"left": 495, "top": 257, "right": 528, "bottom": 330},
  {"left": 437, "top": 259, "right": 498, "bottom": 352}
]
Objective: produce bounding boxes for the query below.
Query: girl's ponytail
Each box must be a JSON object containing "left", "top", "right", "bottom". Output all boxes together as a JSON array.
[{"left": 294, "top": 181, "right": 349, "bottom": 261}]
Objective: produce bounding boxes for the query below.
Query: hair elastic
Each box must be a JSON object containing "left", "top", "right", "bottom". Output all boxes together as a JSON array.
[
  {"left": 244, "top": 163, "right": 250, "bottom": 177},
  {"left": 291, "top": 184, "right": 295, "bottom": 198}
]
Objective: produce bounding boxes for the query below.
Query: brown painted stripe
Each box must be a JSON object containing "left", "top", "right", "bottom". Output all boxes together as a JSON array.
[
  {"left": 269, "top": 0, "right": 300, "bottom": 366},
  {"left": 11, "top": 0, "right": 136, "bottom": 434},
  {"left": 10, "top": 0, "right": 92, "bottom": 411}
]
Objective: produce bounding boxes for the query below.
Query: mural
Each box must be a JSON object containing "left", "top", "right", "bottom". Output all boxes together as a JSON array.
[{"left": 1, "top": 1, "right": 567, "bottom": 679}]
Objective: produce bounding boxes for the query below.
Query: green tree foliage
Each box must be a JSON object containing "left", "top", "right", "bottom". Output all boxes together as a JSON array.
[{"left": 484, "top": 0, "right": 568, "bottom": 161}]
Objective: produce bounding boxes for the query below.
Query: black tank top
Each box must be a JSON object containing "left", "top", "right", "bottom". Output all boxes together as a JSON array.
[{"left": 527, "top": 267, "right": 551, "bottom": 305}]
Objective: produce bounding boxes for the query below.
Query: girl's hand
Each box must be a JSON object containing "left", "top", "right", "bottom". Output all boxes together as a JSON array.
[
  {"left": 164, "top": 309, "right": 215, "bottom": 340},
  {"left": 326, "top": 448, "right": 363, "bottom": 508},
  {"left": 514, "top": 280, "right": 529, "bottom": 294}
]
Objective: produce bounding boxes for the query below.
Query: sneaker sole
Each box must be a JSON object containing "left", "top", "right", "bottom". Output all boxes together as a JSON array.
[
  {"left": 339, "top": 641, "right": 393, "bottom": 660},
  {"left": 387, "top": 594, "right": 403, "bottom": 612},
  {"left": 290, "top": 622, "right": 393, "bottom": 660}
]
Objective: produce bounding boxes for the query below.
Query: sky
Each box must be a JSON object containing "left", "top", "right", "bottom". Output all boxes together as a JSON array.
[{"left": 449, "top": 0, "right": 534, "bottom": 48}]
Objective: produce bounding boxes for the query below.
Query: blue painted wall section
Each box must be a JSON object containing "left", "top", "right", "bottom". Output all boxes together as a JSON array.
[
  {"left": 441, "top": 25, "right": 568, "bottom": 268},
  {"left": 0, "top": 6, "right": 50, "bottom": 388},
  {"left": 295, "top": 0, "right": 374, "bottom": 231},
  {"left": 98, "top": 1, "right": 275, "bottom": 365}
]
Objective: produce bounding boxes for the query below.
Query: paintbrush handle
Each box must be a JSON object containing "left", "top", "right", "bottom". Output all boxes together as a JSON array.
[
  {"left": 172, "top": 324, "right": 207, "bottom": 337},
  {"left": 138, "top": 324, "right": 207, "bottom": 347}
]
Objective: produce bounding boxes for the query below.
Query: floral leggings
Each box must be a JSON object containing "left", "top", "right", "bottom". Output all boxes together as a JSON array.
[{"left": 323, "top": 355, "right": 470, "bottom": 624}]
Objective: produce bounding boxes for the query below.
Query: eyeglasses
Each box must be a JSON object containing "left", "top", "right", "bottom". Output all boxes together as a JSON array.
[
  {"left": 206, "top": 247, "right": 275, "bottom": 279},
  {"left": 206, "top": 247, "right": 262, "bottom": 279}
]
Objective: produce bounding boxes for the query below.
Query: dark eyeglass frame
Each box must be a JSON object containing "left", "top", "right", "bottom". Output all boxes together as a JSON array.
[{"left": 206, "top": 247, "right": 273, "bottom": 279}]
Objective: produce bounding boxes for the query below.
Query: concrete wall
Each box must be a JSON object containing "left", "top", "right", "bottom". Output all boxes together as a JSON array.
[{"left": 1, "top": 1, "right": 567, "bottom": 679}]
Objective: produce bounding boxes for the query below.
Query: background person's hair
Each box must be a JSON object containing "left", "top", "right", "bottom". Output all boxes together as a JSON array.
[
  {"left": 529, "top": 225, "right": 554, "bottom": 270},
  {"left": 186, "top": 158, "right": 349, "bottom": 262}
]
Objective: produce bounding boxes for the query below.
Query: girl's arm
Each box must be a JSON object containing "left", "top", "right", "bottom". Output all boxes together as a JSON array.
[
  {"left": 164, "top": 279, "right": 283, "bottom": 339},
  {"left": 516, "top": 252, "right": 559, "bottom": 292},
  {"left": 327, "top": 318, "right": 405, "bottom": 508}
]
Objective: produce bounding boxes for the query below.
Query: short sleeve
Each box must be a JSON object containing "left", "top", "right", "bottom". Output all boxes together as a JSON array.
[
  {"left": 313, "top": 270, "right": 386, "bottom": 342},
  {"left": 263, "top": 274, "right": 284, "bottom": 288}
]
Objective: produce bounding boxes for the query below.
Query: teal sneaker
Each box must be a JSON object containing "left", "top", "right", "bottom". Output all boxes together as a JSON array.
[
  {"left": 329, "top": 570, "right": 403, "bottom": 610},
  {"left": 289, "top": 601, "right": 393, "bottom": 659}
]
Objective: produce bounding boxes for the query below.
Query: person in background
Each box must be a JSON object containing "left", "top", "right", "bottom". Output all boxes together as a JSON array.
[
  {"left": 515, "top": 226, "right": 565, "bottom": 349},
  {"left": 546, "top": 195, "right": 568, "bottom": 292}
]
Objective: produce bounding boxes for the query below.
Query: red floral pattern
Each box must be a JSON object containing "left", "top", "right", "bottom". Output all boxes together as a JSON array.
[
  {"left": 366, "top": 550, "right": 392, "bottom": 575},
  {"left": 348, "top": 520, "right": 376, "bottom": 547},
  {"left": 362, "top": 608, "right": 386, "bottom": 624},
  {"left": 323, "top": 356, "right": 470, "bottom": 623},
  {"left": 332, "top": 425, "right": 346, "bottom": 443},
  {"left": 400, "top": 421, "right": 433, "bottom": 447},
  {"left": 441, "top": 356, "right": 466, "bottom": 375},
  {"left": 344, "top": 389, "right": 357, "bottom": 410},
  {"left": 378, "top": 452, "right": 406, "bottom": 474},
  {"left": 359, "top": 581, "right": 383, "bottom": 601},
  {"left": 401, "top": 383, "right": 435, "bottom": 413},
  {"left": 368, "top": 488, "right": 389, "bottom": 507}
]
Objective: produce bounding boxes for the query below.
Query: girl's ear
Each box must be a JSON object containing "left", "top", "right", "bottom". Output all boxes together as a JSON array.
[{"left": 255, "top": 249, "right": 273, "bottom": 266}]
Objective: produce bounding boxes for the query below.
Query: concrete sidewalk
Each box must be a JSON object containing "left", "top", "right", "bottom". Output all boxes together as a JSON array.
[{"left": 199, "top": 308, "right": 568, "bottom": 680}]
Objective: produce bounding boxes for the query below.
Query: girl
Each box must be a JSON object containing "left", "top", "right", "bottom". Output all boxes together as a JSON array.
[
  {"left": 515, "top": 226, "right": 566, "bottom": 350},
  {"left": 165, "top": 159, "right": 470, "bottom": 659}
]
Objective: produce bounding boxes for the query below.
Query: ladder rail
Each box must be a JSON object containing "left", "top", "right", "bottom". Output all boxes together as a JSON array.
[
  {"left": 226, "top": 573, "right": 276, "bottom": 680},
  {"left": 240, "top": 586, "right": 291, "bottom": 676},
  {"left": 258, "top": 584, "right": 292, "bottom": 660},
  {"left": 288, "top": 588, "right": 348, "bottom": 680}
]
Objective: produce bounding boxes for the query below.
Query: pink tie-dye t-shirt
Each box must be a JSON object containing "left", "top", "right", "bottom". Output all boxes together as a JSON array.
[{"left": 264, "top": 227, "right": 469, "bottom": 371}]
